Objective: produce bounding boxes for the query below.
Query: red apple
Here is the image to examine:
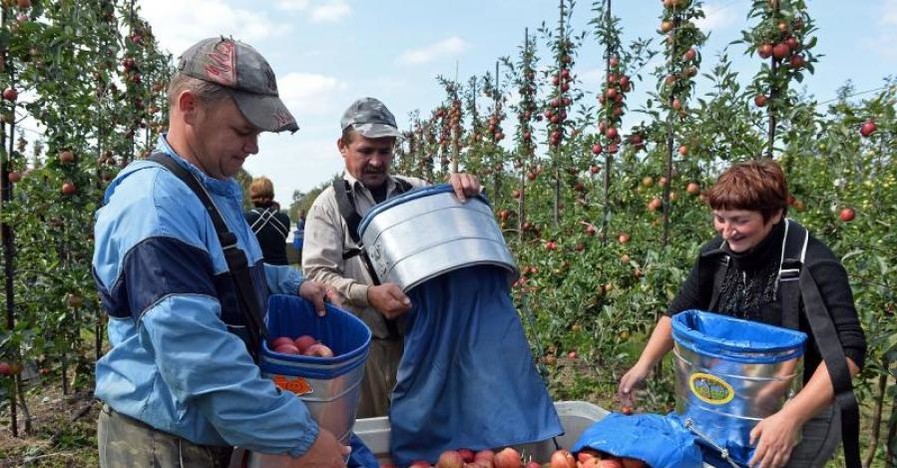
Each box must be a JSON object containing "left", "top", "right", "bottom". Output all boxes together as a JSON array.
[
  {"left": 458, "top": 449, "right": 475, "bottom": 463},
  {"left": 839, "top": 207, "right": 855, "bottom": 222},
  {"left": 860, "top": 120, "right": 876, "bottom": 137},
  {"left": 754, "top": 94, "right": 767, "bottom": 107},
  {"left": 409, "top": 461, "right": 431, "bottom": 468},
  {"left": 270, "top": 336, "right": 294, "bottom": 349},
  {"left": 605, "top": 127, "right": 618, "bottom": 140},
  {"left": 525, "top": 462, "right": 541, "bottom": 468},
  {"left": 598, "top": 459, "right": 624, "bottom": 468},
  {"left": 682, "top": 48, "right": 696, "bottom": 61},
  {"left": 2, "top": 87, "right": 17, "bottom": 101},
  {"left": 59, "top": 150, "right": 75, "bottom": 164},
  {"left": 678, "top": 145, "right": 688, "bottom": 156},
  {"left": 591, "top": 143, "right": 603, "bottom": 155},
  {"left": 618, "top": 233, "right": 631, "bottom": 244},
  {"left": 686, "top": 182, "right": 701, "bottom": 195},
  {"left": 304, "top": 343, "right": 334, "bottom": 357},
  {"left": 17, "top": 0, "right": 31, "bottom": 8},
  {"left": 61, "top": 181, "right": 76, "bottom": 195},
  {"left": 437, "top": 450, "right": 464, "bottom": 468},
  {"left": 293, "top": 335, "right": 317, "bottom": 354},
  {"left": 550, "top": 450, "right": 576, "bottom": 468},
  {"left": 8, "top": 171, "right": 22, "bottom": 183},
  {"left": 772, "top": 43, "right": 790, "bottom": 60},
  {"left": 577, "top": 448, "right": 602, "bottom": 464},
  {"left": 0, "top": 362, "right": 10, "bottom": 376},
  {"left": 493, "top": 448, "right": 522, "bottom": 468},
  {"left": 274, "top": 343, "right": 301, "bottom": 355},
  {"left": 758, "top": 43, "right": 773, "bottom": 59},
  {"left": 590, "top": 165, "right": 601, "bottom": 175},
  {"left": 474, "top": 450, "right": 495, "bottom": 464},
  {"left": 789, "top": 54, "right": 805, "bottom": 68}
]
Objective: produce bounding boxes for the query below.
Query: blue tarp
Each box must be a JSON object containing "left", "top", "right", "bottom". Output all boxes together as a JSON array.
[
  {"left": 388, "top": 265, "right": 563, "bottom": 466},
  {"left": 571, "top": 413, "right": 703, "bottom": 467}
]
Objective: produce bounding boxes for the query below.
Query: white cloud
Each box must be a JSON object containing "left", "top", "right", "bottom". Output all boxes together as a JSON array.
[
  {"left": 277, "top": 0, "right": 311, "bottom": 11},
  {"left": 137, "top": 0, "right": 291, "bottom": 55},
  {"left": 397, "top": 36, "right": 469, "bottom": 65},
  {"left": 277, "top": 72, "right": 349, "bottom": 116},
  {"left": 869, "top": 0, "right": 897, "bottom": 59},
  {"left": 310, "top": 0, "right": 352, "bottom": 23},
  {"left": 883, "top": 0, "right": 897, "bottom": 25},
  {"left": 695, "top": 3, "right": 738, "bottom": 32}
]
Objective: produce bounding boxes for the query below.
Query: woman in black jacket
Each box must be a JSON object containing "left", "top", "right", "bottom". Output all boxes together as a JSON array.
[
  {"left": 244, "top": 176, "right": 291, "bottom": 265},
  {"left": 618, "top": 160, "right": 866, "bottom": 468}
]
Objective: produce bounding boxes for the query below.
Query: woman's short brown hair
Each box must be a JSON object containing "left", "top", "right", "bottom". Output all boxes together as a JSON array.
[
  {"left": 249, "top": 176, "right": 275, "bottom": 208},
  {"left": 706, "top": 159, "right": 788, "bottom": 222}
]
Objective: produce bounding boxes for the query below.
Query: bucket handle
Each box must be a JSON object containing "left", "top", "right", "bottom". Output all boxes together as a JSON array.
[{"left": 683, "top": 418, "right": 740, "bottom": 468}]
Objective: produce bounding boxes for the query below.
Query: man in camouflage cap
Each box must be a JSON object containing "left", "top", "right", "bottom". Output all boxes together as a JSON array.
[
  {"left": 92, "top": 37, "right": 347, "bottom": 467},
  {"left": 302, "top": 97, "right": 480, "bottom": 417}
]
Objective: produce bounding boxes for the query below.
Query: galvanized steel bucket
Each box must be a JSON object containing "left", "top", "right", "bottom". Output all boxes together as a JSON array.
[
  {"left": 671, "top": 310, "right": 807, "bottom": 459},
  {"left": 358, "top": 184, "right": 518, "bottom": 291},
  {"left": 259, "top": 295, "right": 372, "bottom": 445}
]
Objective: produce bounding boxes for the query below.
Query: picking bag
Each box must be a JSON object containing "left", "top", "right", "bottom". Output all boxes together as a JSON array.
[{"left": 388, "top": 265, "right": 563, "bottom": 466}]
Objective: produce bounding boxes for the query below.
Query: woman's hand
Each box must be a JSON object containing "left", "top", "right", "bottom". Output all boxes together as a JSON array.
[
  {"left": 617, "top": 363, "right": 650, "bottom": 406},
  {"left": 748, "top": 409, "right": 801, "bottom": 468}
]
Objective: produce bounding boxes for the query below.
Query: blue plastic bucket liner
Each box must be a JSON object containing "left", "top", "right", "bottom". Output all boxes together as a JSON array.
[
  {"left": 670, "top": 310, "right": 807, "bottom": 465},
  {"left": 259, "top": 294, "right": 372, "bottom": 444}
]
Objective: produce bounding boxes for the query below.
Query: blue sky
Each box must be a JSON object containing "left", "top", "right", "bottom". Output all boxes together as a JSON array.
[{"left": 138, "top": 0, "right": 897, "bottom": 204}]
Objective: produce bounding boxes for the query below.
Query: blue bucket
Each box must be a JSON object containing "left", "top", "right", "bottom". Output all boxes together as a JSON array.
[
  {"left": 670, "top": 310, "right": 807, "bottom": 465},
  {"left": 259, "top": 294, "right": 372, "bottom": 444}
]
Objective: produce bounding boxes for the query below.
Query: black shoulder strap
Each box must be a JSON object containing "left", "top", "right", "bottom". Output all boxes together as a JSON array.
[
  {"left": 333, "top": 178, "right": 363, "bottom": 245},
  {"left": 148, "top": 153, "right": 266, "bottom": 362},
  {"left": 778, "top": 219, "right": 807, "bottom": 330},
  {"left": 393, "top": 177, "right": 412, "bottom": 194},
  {"left": 800, "top": 267, "right": 861, "bottom": 468},
  {"left": 776, "top": 219, "right": 860, "bottom": 468},
  {"left": 698, "top": 237, "right": 729, "bottom": 311}
]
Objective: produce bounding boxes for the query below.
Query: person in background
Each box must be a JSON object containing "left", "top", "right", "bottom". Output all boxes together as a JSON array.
[
  {"left": 618, "top": 160, "right": 866, "bottom": 468},
  {"left": 92, "top": 36, "right": 346, "bottom": 467},
  {"left": 302, "top": 97, "right": 480, "bottom": 418},
  {"left": 245, "top": 176, "right": 291, "bottom": 266},
  {"left": 292, "top": 209, "right": 306, "bottom": 264}
]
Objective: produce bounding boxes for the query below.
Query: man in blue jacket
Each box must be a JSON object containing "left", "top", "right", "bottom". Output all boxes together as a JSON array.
[{"left": 92, "top": 37, "right": 347, "bottom": 467}]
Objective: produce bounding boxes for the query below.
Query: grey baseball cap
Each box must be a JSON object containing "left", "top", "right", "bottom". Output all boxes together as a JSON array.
[
  {"left": 177, "top": 37, "right": 298, "bottom": 133},
  {"left": 340, "top": 97, "right": 401, "bottom": 139}
]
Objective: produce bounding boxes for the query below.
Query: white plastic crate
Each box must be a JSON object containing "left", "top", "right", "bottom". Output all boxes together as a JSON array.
[{"left": 354, "top": 400, "right": 609, "bottom": 464}]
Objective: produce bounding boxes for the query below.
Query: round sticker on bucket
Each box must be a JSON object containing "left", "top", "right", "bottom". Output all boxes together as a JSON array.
[
  {"left": 272, "top": 374, "right": 314, "bottom": 396},
  {"left": 688, "top": 372, "right": 734, "bottom": 405}
]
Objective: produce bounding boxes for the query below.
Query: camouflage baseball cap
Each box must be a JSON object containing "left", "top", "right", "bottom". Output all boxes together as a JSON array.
[
  {"left": 177, "top": 37, "right": 298, "bottom": 133},
  {"left": 340, "top": 97, "right": 401, "bottom": 139}
]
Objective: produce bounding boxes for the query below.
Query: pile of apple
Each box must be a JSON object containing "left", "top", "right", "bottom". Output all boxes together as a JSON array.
[
  {"left": 387, "top": 447, "right": 647, "bottom": 468},
  {"left": 269, "top": 335, "right": 334, "bottom": 358}
]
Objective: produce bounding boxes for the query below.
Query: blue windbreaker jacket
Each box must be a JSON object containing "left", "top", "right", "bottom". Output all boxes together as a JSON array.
[{"left": 92, "top": 136, "right": 318, "bottom": 456}]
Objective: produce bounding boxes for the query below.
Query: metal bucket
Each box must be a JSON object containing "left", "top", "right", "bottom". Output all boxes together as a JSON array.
[
  {"left": 359, "top": 184, "right": 518, "bottom": 291},
  {"left": 259, "top": 295, "right": 371, "bottom": 445},
  {"left": 671, "top": 310, "right": 806, "bottom": 457}
]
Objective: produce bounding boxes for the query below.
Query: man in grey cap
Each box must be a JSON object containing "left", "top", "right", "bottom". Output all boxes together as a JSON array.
[
  {"left": 92, "top": 37, "right": 347, "bottom": 467},
  {"left": 303, "top": 97, "right": 480, "bottom": 418}
]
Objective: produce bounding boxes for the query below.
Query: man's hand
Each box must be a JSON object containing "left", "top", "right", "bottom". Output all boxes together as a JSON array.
[
  {"left": 448, "top": 173, "right": 481, "bottom": 202},
  {"left": 298, "top": 280, "right": 336, "bottom": 317},
  {"left": 249, "top": 428, "right": 349, "bottom": 467},
  {"left": 748, "top": 409, "right": 801, "bottom": 468},
  {"left": 367, "top": 283, "right": 412, "bottom": 319}
]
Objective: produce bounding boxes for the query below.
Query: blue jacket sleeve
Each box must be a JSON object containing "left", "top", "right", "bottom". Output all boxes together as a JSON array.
[
  {"left": 266, "top": 264, "right": 304, "bottom": 294},
  {"left": 140, "top": 294, "right": 319, "bottom": 456}
]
